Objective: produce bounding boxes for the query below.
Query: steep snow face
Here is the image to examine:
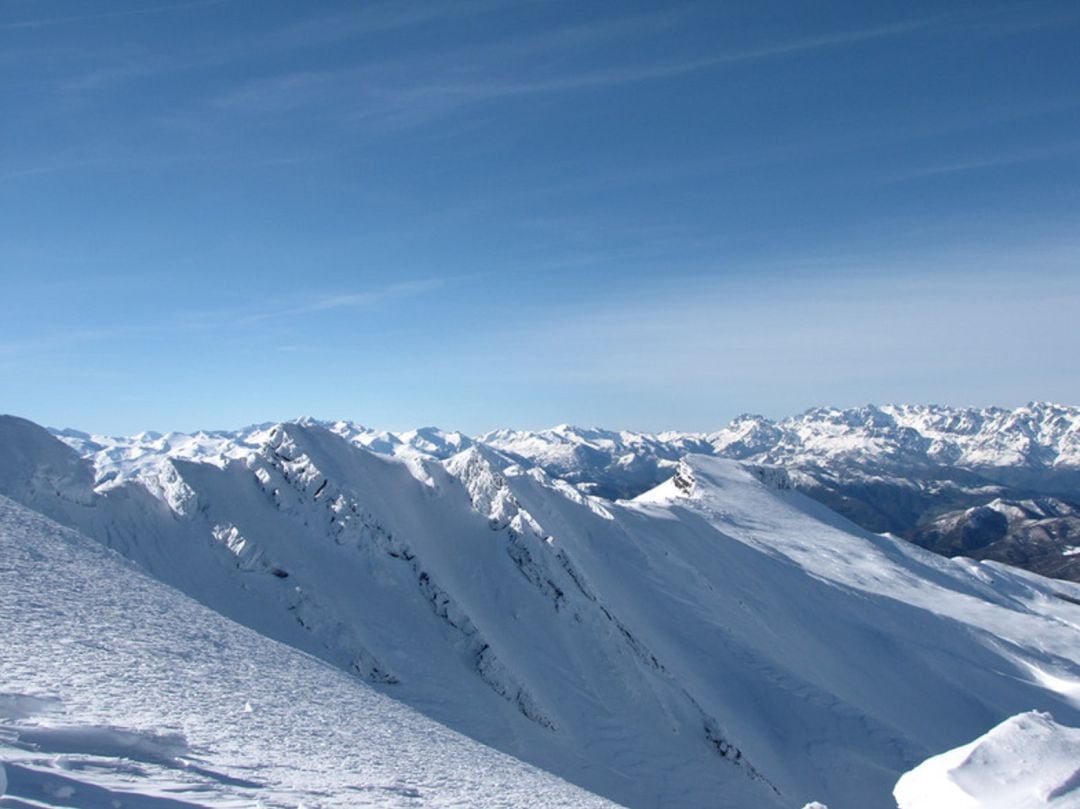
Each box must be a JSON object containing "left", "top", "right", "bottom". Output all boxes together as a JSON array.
[
  {"left": 0, "top": 495, "right": 616, "bottom": 808},
  {"left": 0, "top": 415, "right": 96, "bottom": 515},
  {"left": 444, "top": 445, "right": 542, "bottom": 535},
  {"left": 8, "top": 416, "right": 1080, "bottom": 809},
  {"left": 893, "top": 711, "right": 1080, "bottom": 809}
]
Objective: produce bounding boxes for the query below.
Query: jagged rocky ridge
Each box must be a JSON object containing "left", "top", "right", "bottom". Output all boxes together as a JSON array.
[{"left": 4, "top": 412, "right": 1080, "bottom": 808}]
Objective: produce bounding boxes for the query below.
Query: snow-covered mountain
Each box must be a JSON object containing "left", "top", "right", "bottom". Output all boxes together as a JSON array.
[
  {"left": 911, "top": 496, "right": 1080, "bottom": 581},
  {"left": 0, "top": 494, "right": 616, "bottom": 808},
  {"left": 711, "top": 402, "right": 1080, "bottom": 471},
  {"left": 479, "top": 424, "right": 712, "bottom": 500},
  {"left": 52, "top": 401, "right": 1080, "bottom": 505},
  {"left": 477, "top": 404, "right": 1080, "bottom": 581},
  {"left": 479, "top": 403, "right": 1080, "bottom": 492},
  {"left": 710, "top": 403, "right": 1080, "bottom": 582},
  {"left": 4, "top": 412, "right": 1080, "bottom": 808}
]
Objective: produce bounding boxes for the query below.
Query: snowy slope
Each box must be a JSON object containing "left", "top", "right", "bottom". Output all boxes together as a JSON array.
[
  {"left": 6, "top": 418, "right": 791, "bottom": 809},
  {"left": 894, "top": 711, "right": 1080, "bottom": 809},
  {"left": 0, "top": 495, "right": 617, "bottom": 808},
  {"left": 6, "top": 414, "right": 1080, "bottom": 808}
]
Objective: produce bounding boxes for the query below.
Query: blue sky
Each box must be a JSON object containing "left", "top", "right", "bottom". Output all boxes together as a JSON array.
[{"left": 1, "top": 0, "right": 1078, "bottom": 434}]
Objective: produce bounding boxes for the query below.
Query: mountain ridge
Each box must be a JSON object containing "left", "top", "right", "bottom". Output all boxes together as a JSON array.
[
  {"left": 46, "top": 402, "right": 1080, "bottom": 581},
  {"left": 50, "top": 401, "right": 1080, "bottom": 480}
]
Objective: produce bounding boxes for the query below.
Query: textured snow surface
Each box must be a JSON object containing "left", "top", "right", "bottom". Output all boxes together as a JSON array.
[
  {"left": 894, "top": 711, "right": 1080, "bottom": 809},
  {"left": 0, "top": 496, "right": 617, "bottom": 808},
  {"left": 6, "top": 414, "right": 1080, "bottom": 808}
]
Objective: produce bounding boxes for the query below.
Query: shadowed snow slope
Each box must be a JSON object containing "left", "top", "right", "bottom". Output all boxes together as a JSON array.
[
  {"left": 0, "top": 495, "right": 616, "bottom": 808},
  {"left": 4, "top": 415, "right": 1080, "bottom": 808},
  {"left": 893, "top": 711, "right": 1080, "bottom": 809}
]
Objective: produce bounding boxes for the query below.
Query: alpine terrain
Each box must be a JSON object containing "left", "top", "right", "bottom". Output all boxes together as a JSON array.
[
  {"left": 2, "top": 409, "right": 1080, "bottom": 808},
  {"left": 482, "top": 403, "right": 1080, "bottom": 582}
]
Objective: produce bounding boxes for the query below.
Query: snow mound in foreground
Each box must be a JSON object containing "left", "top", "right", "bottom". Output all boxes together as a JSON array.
[
  {"left": 0, "top": 495, "right": 616, "bottom": 808},
  {"left": 894, "top": 711, "right": 1080, "bottom": 809}
]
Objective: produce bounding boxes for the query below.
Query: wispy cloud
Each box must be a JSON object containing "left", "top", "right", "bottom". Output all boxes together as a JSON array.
[
  {"left": 883, "top": 141, "right": 1080, "bottom": 182},
  {"left": 233, "top": 0, "right": 529, "bottom": 55},
  {"left": 207, "top": 12, "right": 953, "bottom": 135},
  {"left": 0, "top": 161, "right": 100, "bottom": 184},
  {"left": 180, "top": 278, "right": 453, "bottom": 328},
  {"left": 0, "top": 279, "right": 451, "bottom": 361},
  {"left": 302, "top": 280, "right": 447, "bottom": 313},
  {"left": 0, "top": 324, "right": 165, "bottom": 357},
  {"left": 955, "top": 2, "right": 1080, "bottom": 37},
  {"left": 0, "top": 0, "right": 236, "bottom": 31}
]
